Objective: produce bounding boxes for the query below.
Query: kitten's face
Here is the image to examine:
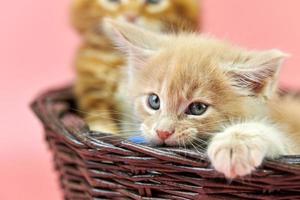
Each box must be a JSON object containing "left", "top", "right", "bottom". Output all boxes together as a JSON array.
[
  {"left": 130, "top": 49, "right": 247, "bottom": 146},
  {"left": 104, "top": 20, "right": 286, "bottom": 146},
  {"left": 72, "top": 0, "right": 199, "bottom": 33},
  {"left": 98, "top": 0, "right": 171, "bottom": 31}
]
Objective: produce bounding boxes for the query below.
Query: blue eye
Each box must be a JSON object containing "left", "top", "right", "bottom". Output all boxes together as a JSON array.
[
  {"left": 146, "top": 0, "right": 162, "bottom": 4},
  {"left": 185, "top": 102, "right": 208, "bottom": 116},
  {"left": 147, "top": 94, "right": 160, "bottom": 110}
]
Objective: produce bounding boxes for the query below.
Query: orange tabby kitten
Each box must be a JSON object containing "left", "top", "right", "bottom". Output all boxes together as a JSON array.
[
  {"left": 71, "top": 0, "right": 200, "bottom": 133},
  {"left": 104, "top": 19, "right": 300, "bottom": 179}
]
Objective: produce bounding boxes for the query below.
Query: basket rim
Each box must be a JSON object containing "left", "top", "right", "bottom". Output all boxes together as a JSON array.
[
  {"left": 30, "top": 85, "right": 300, "bottom": 168},
  {"left": 30, "top": 85, "right": 300, "bottom": 199}
]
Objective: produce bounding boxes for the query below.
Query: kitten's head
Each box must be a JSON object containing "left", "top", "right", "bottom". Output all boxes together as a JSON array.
[
  {"left": 71, "top": 0, "right": 199, "bottom": 34},
  {"left": 104, "top": 19, "right": 288, "bottom": 146}
]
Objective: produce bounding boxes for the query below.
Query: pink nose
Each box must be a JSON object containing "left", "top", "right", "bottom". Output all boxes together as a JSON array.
[
  {"left": 156, "top": 130, "right": 174, "bottom": 141},
  {"left": 125, "top": 14, "right": 138, "bottom": 23}
]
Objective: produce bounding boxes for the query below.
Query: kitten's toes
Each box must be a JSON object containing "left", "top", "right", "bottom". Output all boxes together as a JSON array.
[{"left": 207, "top": 133, "right": 266, "bottom": 179}]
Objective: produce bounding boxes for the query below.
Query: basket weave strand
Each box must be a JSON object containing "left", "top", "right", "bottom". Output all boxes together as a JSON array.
[{"left": 31, "top": 86, "right": 300, "bottom": 200}]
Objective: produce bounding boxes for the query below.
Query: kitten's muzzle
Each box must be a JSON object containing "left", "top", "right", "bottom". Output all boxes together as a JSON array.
[
  {"left": 156, "top": 130, "right": 174, "bottom": 141},
  {"left": 125, "top": 13, "right": 138, "bottom": 23}
]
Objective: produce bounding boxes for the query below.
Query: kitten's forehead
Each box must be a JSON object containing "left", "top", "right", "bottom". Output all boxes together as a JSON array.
[
  {"left": 130, "top": 36, "right": 243, "bottom": 113},
  {"left": 145, "top": 49, "right": 226, "bottom": 112}
]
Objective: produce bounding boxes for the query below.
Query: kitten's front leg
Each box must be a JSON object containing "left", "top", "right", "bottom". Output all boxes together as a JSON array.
[{"left": 207, "top": 122, "right": 291, "bottom": 179}]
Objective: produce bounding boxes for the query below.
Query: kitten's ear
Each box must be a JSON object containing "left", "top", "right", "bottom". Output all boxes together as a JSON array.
[
  {"left": 228, "top": 49, "right": 289, "bottom": 99},
  {"left": 102, "top": 18, "right": 166, "bottom": 67}
]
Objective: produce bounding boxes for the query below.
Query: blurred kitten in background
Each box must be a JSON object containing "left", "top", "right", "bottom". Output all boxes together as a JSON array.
[{"left": 72, "top": 0, "right": 200, "bottom": 133}]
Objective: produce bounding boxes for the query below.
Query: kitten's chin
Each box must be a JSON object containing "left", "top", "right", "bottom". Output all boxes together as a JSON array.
[
  {"left": 113, "top": 16, "right": 162, "bottom": 32},
  {"left": 146, "top": 138, "right": 164, "bottom": 146},
  {"left": 143, "top": 134, "right": 187, "bottom": 147},
  {"left": 145, "top": 134, "right": 181, "bottom": 146},
  {"left": 164, "top": 139, "right": 179, "bottom": 146},
  {"left": 136, "top": 20, "right": 162, "bottom": 32}
]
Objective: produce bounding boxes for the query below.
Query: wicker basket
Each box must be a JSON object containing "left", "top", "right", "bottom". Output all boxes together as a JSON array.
[{"left": 31, "top": 86, "right": 300, "bottom": 200}]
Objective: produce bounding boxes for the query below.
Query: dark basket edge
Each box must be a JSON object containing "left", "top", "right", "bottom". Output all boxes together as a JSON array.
[{"left": 30, "top": 85, "right": 300, "bottom": 168}]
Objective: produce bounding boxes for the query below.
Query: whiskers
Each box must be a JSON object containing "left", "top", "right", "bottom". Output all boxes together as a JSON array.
[
  {"left": 172, "top": 126, "right": 212, "bottom": 155},
  {"left": 69, "top": 107, "right": 225, "bottom": 153},
  {"left": 170, "top": 118, "right": 225, "bottom": 152},
  {"left": 188, "top": 136, "right": 208, "bottom": 150}
]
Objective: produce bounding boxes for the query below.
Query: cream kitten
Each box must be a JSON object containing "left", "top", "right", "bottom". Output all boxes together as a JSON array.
[{"left": 103, "top": 19, "right": 300, "bottom": 179}]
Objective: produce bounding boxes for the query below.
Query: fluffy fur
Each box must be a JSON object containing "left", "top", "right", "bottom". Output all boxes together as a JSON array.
[
  {"left": 72, "top": 0, "right": 200, "bottom": 133},
  {"left": 104, "top": 19, "right": 300, "bottom": 179}
]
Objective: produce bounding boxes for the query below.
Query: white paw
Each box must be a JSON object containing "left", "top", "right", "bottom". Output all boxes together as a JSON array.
[{"left": 207, "top": 130, "right": 267, "bottom": 179}]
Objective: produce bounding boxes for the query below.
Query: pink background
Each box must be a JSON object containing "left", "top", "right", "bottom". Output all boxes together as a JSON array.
[{"left": 1, "top": 0, "right": 300, "bottom": 199}]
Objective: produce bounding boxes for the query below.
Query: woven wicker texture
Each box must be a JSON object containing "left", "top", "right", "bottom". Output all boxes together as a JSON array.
[{"left": 31, "top": 86, "right": 300, "bottom": 200}]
